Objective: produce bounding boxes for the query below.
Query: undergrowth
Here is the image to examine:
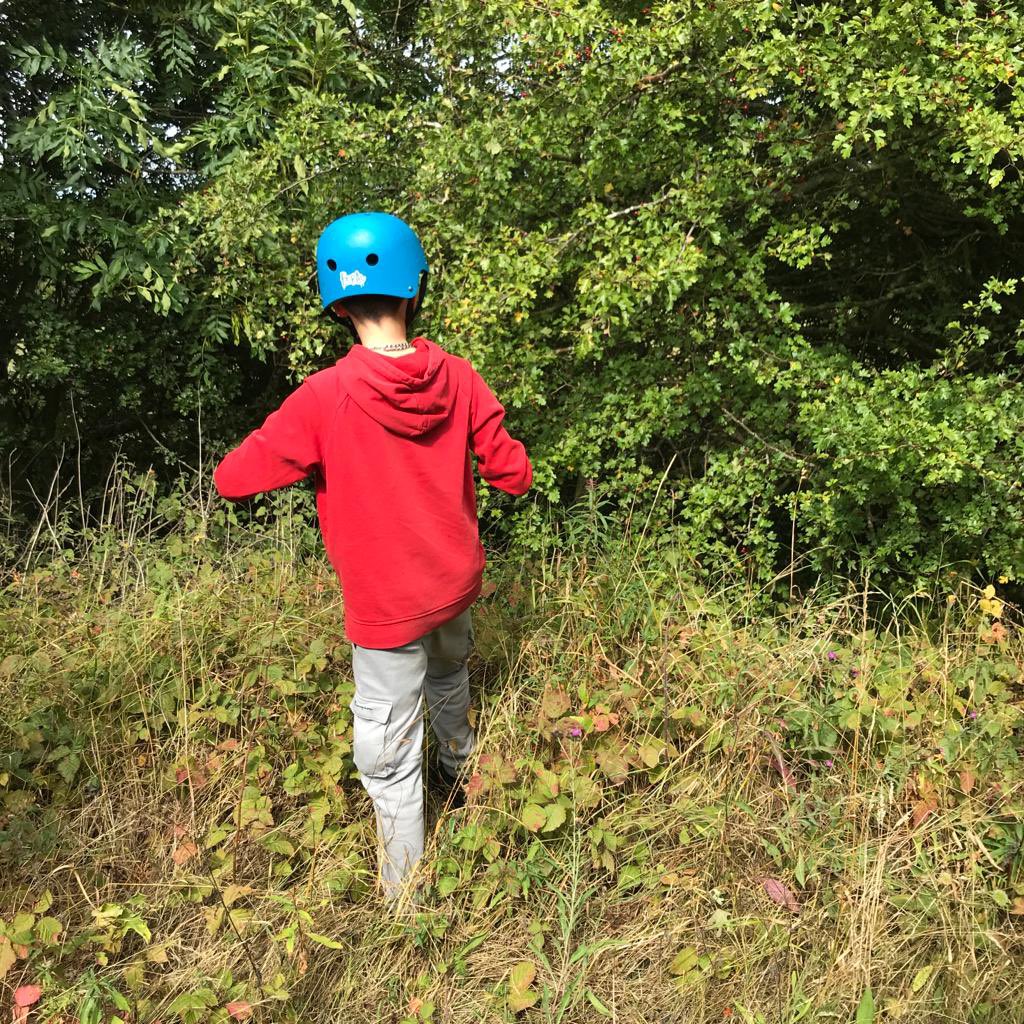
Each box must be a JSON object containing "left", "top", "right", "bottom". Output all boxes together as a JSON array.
[{"left": 1, "top": 468, "right": 1023, "bottom": 1024}]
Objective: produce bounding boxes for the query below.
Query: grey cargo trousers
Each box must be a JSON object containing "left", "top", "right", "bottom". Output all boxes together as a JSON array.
[{"left": 349, "top": 607, "right": 476, "bottom": 902}]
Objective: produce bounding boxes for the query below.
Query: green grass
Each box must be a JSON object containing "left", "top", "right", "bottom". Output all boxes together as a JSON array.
[{"left": 2, "top": 474, "right": 1023, "bottom": 1024}]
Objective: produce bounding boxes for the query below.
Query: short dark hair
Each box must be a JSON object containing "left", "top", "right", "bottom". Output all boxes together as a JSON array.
[{"left": 337, "top": 293, "right": 405, "bottom": 322}]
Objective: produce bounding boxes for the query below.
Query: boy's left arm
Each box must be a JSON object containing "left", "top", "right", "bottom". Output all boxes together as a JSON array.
[{"left": 213, "top": 380, "right": 324, "bottom": 501}]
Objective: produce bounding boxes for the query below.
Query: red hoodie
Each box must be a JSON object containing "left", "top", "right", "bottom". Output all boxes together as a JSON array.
[{"left": 213, "top": 336, "right": 533, "bottom": 648}]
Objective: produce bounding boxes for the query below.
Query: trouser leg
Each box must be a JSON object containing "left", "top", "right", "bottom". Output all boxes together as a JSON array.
[
  {"left": 349, "top": 639, "right": 426, "bottom": 902},
  {"left": 423, "top": 608, "right": 476, "bottom": 775}
]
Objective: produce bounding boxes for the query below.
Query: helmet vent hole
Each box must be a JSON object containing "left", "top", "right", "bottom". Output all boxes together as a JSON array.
[
  {"left": 366, "top": 253, "right": 379, "bottom": 266},
  {"left": 326, "top": 259, "right": 337, "bottom": 271}
]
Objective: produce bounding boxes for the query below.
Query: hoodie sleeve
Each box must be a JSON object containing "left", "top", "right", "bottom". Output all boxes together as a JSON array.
[
  {"left": 468, "top": 369, "right": 533, "bottom": 496},
  {"left": 213, "top": 380, "right": 324, "bottom": 501}
]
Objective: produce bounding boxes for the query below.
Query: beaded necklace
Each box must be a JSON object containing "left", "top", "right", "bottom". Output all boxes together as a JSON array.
[{"left": 366, "top": 341, "right": 416, "bottom": 354}]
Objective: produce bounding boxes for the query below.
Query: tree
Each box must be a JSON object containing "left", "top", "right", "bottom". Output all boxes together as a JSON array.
[{"left": 5, "top": 0, "right": 1024, "bottom": 592}]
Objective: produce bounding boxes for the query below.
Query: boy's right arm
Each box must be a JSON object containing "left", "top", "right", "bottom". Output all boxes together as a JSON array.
[
  {"left": 468, "top": 369, "right": 533, "bottom": 496},
  {"left": 213, "top": 380, "right": 323, "bottom": 501}
]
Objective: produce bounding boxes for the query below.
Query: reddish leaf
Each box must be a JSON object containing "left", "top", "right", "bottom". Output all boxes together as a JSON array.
[
  {"left": 176, "top": 765, "right": 208, "bottom": 789},
  {"left": 225, "top": 1001, "right": 252, "bottom": 1020},
  {"left": 911, "top": 798, "right": 937, "bottom": 828},
  {"left": 172, "top": 840, "right": 198, "bottom": 866},
  {"left": 759, "top": 877, "right": 800, "bottom": 913},
  {"left": 14, "top": 987, "right": 41, "bottom": 1008},
  {"left": 465, "top": 772, "right": 484, "bottom": 798},
  {"left": 480, "top": 579, "right": 498, "bottom": 598},
  {"left": 959, "top": 769, "right": 976, "bottom": 794}
]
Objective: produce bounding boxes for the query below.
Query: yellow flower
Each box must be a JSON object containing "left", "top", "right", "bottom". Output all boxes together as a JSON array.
[
  {"left": 980, "top": 597, "right": 1004, "bottom": 619},
  {"left": 982, "top": 584, "right": 996, "bottom": 599},
  {"left": 998, "top": 575, "right": 1009, "bottom": 584}
]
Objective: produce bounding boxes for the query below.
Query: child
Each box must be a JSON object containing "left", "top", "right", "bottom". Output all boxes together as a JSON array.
[{"left": 213, "top": 211, "right": 533, "bottom": 905}]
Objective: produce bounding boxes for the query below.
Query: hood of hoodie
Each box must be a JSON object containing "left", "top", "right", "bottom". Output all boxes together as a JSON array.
[{"left": 337, "top": 336, "right": 456, "bottom": 438}]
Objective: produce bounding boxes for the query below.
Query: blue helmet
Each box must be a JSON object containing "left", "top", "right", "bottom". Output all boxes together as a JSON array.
[{"left": 316, "top": 211, "right": 429, "bottom": 331}]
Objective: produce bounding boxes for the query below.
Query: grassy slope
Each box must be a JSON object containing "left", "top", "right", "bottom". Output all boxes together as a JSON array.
[{"left": 2, "top": 497, "right": 1024, "bottom": 1024}]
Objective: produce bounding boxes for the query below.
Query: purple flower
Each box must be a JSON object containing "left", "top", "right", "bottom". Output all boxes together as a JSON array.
[
  {"left": 827, "top": 651, "right": 839, "bottom": 662},
  {"left": 825, "top": 758, "right": 834, "bottom": 767},
  {"left": 568, "top": 725, "right": 583, "bottom": 738},
  {"left": 968, "top": 709, "right": 978, "bottom": 720},
  {"left": 849, "top": 668, "right": 860, "bottom": 678}
]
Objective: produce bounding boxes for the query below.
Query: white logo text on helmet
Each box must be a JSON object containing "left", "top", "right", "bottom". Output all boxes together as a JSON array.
[{"left": 339, "top": 270, "right": 367, "bottom": 289}]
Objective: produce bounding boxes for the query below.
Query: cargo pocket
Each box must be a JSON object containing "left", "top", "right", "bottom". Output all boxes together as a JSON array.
[{"left": 350, "top": 695, "right": 396, "bottom": 778}]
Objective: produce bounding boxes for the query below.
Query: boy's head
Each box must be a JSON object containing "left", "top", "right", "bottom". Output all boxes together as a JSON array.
[{"left": 316, "top": 211, "right": 429, "bottom": 340}]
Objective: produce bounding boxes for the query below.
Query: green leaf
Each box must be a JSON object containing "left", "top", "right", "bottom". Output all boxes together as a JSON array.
[
  {"left": 521, "top": 803, "right": 547, "bottom": 832},
  {"left": 508, "top": 990, "right": 538, "bottom": 1012},
  {"left": 542, "top": 802, "right": 567, "bottom": 832},
  {"left": 306, "top": 931, "right": 345, "bottom": 949},
  {"left": 617, "top": 864, "right": 644, "bottom": 890},
  {"left": 261, "top": 835, "right": 295, "bottom": 856},
  {"left": 638, "top": 741, "right": 663, "bottom": 768},
  {"left": 669, "top": 946, "right": 699, "bottom": 976},
  {"left": 167, "top": 988, "right": 218, "bottom": 1016},
  {"left": 0, "top": 939, "right": 16, "bottom": 981},
  {"left": 35, "top": 916, "right": 63, "bottom": 943},
  {"left": 509, "top": 961, "right": 536, "bottom": 993},
  {"left": 910, "top": 965, "right": 933, "bottom": 993},
  {"left": 855, "top": 987, "right": 874, "bottom": 1024}
]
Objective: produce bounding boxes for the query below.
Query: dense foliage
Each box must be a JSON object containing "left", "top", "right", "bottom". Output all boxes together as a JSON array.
[{"left": 4, "top": 0, "right": 1024, "bottom": 592}]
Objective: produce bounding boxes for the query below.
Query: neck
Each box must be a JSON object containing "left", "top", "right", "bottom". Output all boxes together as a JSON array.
[{"left": 355, "top": 318, "right": 411, "bottom": 354}]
